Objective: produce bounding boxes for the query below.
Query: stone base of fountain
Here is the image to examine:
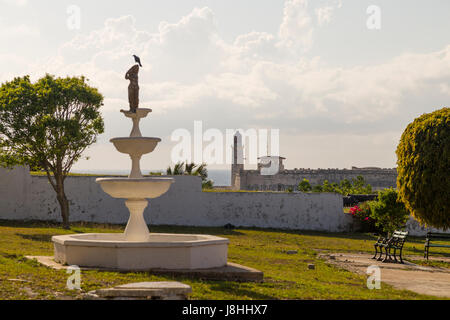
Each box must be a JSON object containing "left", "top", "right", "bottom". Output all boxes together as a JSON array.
[{"left": 52, "top": 233, "right": 229, "bottom": 270}]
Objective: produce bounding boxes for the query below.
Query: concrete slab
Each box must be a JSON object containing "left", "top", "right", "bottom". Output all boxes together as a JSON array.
[
  {"left": 86, "top": 281, "right": 192, "bottom": 300},
  {"left": 148, "top": 262, "right": 264, "bottom": 282},
  {"left": 321, "top": 253, "right": 450, "bottom": 298},
  {"left": 25, "top": 256, "right": 264, "bottom": 282}
]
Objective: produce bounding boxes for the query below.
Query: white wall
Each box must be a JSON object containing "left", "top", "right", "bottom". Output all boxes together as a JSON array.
[
  {"left": 0, "top": 166, "right": 351, "bottom": 232},
  {"left": 0, "top": 167, "right": 447, "bottom": 236}
]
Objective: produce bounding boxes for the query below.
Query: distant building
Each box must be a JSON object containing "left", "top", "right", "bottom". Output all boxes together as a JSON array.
[{"left": 231, "top": 132, "right": 397, "bottom": 191}]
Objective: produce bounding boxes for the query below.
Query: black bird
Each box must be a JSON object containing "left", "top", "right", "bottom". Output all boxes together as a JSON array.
[{"left": 133, "top": 55, "right": 142, "bottom": 67}]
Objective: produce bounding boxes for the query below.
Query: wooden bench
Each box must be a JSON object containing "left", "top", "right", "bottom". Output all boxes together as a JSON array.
[
  {"left": 373, "top": 231, "right": 409, "bottom": 264},
  {"left": 424, "top": 232, "right": 450, "bottom": 260}
]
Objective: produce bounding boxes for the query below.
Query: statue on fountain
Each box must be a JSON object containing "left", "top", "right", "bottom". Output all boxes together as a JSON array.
[{"left": 125, "top": 64, "right": 140, "bottom": 113}]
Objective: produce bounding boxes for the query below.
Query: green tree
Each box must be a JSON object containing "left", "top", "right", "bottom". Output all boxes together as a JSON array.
[
  {"left": 369, "top": 188, "right": 410, "bottom": 236},
  {"left": 309, "top": 176, "right": 373, "bottom": 195},
  {"left": 396, "top": 107, "right": 450, "bottom": 229},
  {"left": 297, "top": 178, "right": 312, "bottom": 192},
  {"left": 166, "top": 162, "right": 185, "bottom": 175},
  {"left": 322, "top": 180, "right": 335, "bottom": 192},
  {"left": 166, "top": 162, "right": 214, "bottom": 189},
  {"left": 340, "top": 179, "right": 353, "bottom": 195},
  {"left": 0, "top": 75, "right": 104, "bottom": 229}
]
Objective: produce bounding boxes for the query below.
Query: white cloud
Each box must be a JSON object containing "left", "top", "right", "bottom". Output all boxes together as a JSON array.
[
  {"left": 278, "top": 0, "right": 314, "bottom": 52},
  {"left": 1, "top": 0, "right": 28, "bottom": 6},
  {"left": 315, "top": 6, "right": 334, "bottom": 26},
  {"left": 0, "top": 23, "right": 39, "bottom": 38},
  {"left": 3, "top": 1, "right": 450, "bottom": 171},
  {"left": 315, "top": 0, "right": 342, "bottom": 26},
  {"left": 22, "top": 2, "right": 450, "bottom": 125}
]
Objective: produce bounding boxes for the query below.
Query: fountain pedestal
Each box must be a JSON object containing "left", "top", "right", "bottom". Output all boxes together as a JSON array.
[
  {"left": 124, "top": 199, "right": 150, "bottom": 241},
  {"left": 52, "top": 107, "right": 229, "bottom": 270}
]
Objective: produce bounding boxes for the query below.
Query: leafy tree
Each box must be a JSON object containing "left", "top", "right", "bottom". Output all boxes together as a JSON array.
[
  {"left": 369, "top": 188, "right": 410, "bottom": 236},
  {"left": 339, "top": 179, "right": 353, "bottom": 195},
  {"left": 297, "top": 178, "right": 312, "bottom": 192},
  {"left": 396, "top": 107, "right": 450, "bottom": 229},
  {"left": 351, "top": 176, "right": 373, "bottom": 194},
  {"left": 0, "top": 75, "right": 104, "bottom": 229},
  {"left": 308, "top": 176, "right": 373, "bottom": 195},
  {"left": 322, "top": 180, "right": 335, "bottom": 193},
  {"left": 166, "top": 162, "right": 214, "bottom": 189},
  {"left": 166, "top": 162, "right": 185, "bottom": 175}
]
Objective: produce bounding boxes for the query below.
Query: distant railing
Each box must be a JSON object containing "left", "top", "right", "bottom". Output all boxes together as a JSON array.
[{"left": 343, "top": 194, "right": 379, "bottom": 207}]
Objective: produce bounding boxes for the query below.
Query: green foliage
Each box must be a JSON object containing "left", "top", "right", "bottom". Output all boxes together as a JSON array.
[
  {"left": 0, "top": 75, "right": 104, "bottom": 228},
  {"left": 339, "top": 179, "right": 353, "bottom": 195},
  {"left": 321, "top": 180, "right": 335, "bottom": 192},
  {"left": 312, "top": 185, "right": 323, "bottom": 192},
  {"left": 297, "top": 179, "right": 312, "bottom": 192},
  {"left": 351, "top": 176, "right": 373, "bottom": 194},
  {"left": 396, "top": 107, "right": 450, "bottom": 229},
  {"left": 166, "top": 162, "right": 214, "bottom": 189},
  {"left": 300, "top": 176, "right": 373, "bottom": 195},
  {"left": 369, "top": 188, "right": 410, "bottom": 235},
  {"left": 0, "top": 75, "right": 104, "bottom": 171},
  {"left": 202, "top": 180, "right": 214, "bottom": 190}
]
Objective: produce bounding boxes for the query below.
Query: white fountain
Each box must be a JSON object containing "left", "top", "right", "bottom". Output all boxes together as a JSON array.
[{"left": 52, "top": 64, "right": 229, "bottom": 271}]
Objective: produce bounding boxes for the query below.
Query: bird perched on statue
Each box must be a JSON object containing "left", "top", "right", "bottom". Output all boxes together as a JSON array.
[{"left": 133, "top": 55, "right": 142, "bottom": 67}]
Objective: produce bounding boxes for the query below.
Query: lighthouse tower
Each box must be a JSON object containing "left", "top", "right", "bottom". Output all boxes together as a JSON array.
[{"left": 231, "top": 131, "right": 244, "bottom": 190}]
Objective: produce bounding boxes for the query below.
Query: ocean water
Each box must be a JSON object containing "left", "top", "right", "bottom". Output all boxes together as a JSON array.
[{"left": 71, "top": 169, "right": 231, "bottom": 186}]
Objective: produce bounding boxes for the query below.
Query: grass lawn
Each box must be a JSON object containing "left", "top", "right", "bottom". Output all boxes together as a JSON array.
[{"left": 0, "top": 220, "right": 449, "bottom": 300}]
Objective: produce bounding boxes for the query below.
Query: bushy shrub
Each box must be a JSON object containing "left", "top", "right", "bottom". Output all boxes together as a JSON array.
[
  {"left": 303, "top": 176, "right": 373, "bottom": 195},
  {"left": 396, "top": 107, "right": 450, "bottom": 229},
  {"left": 349, "top": 204, "right": 371, "bottom": 222},
  {"left": 369, "top": 188, "right": 410, "bottom": 235},
  {"left": 297, "top": 179, "right": 312, "bottom": 192},
  {"left": 347, "top": 202, "right": 377, "bottom": 232}
]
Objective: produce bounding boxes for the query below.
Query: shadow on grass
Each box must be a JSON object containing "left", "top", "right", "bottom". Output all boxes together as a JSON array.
[
  {"left": 0, "top": 220, "right": 245, "bottom": 236},
  {"left": 239, "top": 226, "right": 430, "bottom": 244},
  {"left": 0, "top": 220, "right": 436, "bottom": 246},
  {"left": 16, "top": 233, "right": 53, "bottom": 243},
  {"left": 0, "top": 219, "right": 124, "bottom": 231},
  {"left": 206, "top": 282, "right": 279, "bottom": 300},
  {"left": 150, "top": 225, "right": 245, "bottom": 236}
]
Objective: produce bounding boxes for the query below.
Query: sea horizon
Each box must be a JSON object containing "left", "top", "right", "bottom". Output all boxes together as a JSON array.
[{"left": 71, "top": 169, "right": 232, "bottom": 186}]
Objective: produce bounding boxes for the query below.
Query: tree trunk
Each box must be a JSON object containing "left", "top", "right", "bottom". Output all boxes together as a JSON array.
[
  {"left": 57, "top": 190, "right": 70, "bottom": 229},
  {"left": 55, "top": 168, "right": 70, "bottom": 229}
]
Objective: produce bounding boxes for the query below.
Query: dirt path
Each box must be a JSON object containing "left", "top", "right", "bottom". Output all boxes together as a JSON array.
[{"left": 320, "top": 253, "right": 450, "bottom": 298}]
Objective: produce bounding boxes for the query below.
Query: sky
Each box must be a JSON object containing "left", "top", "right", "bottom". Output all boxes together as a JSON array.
[{"left": 1, "top": 0, "right": 449, "bottom": 173}]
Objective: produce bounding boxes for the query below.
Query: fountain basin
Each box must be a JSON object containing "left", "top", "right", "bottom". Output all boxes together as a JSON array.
[
  {"left": 111, "top": 137, "right": 161, "bottom": 156},
  {"left": 52, "top": 233, "right": 229, "bottom": 270},
  {"left": 121, "top": 108, "right": 152, "bottom": 119},
  {"left": 96, "top": 177, "right": 174, "bottom": 199}
]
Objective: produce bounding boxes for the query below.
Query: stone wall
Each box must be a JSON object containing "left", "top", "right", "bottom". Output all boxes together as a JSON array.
[
  {"left": 0, "top": 166, "right": 350, "bottom": 232},
  {"left": 0, "top": 167, "right": 447, "bottom": 236},
  {"left": 238, "top": 168, "right": 397, "bottom": 191}
]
